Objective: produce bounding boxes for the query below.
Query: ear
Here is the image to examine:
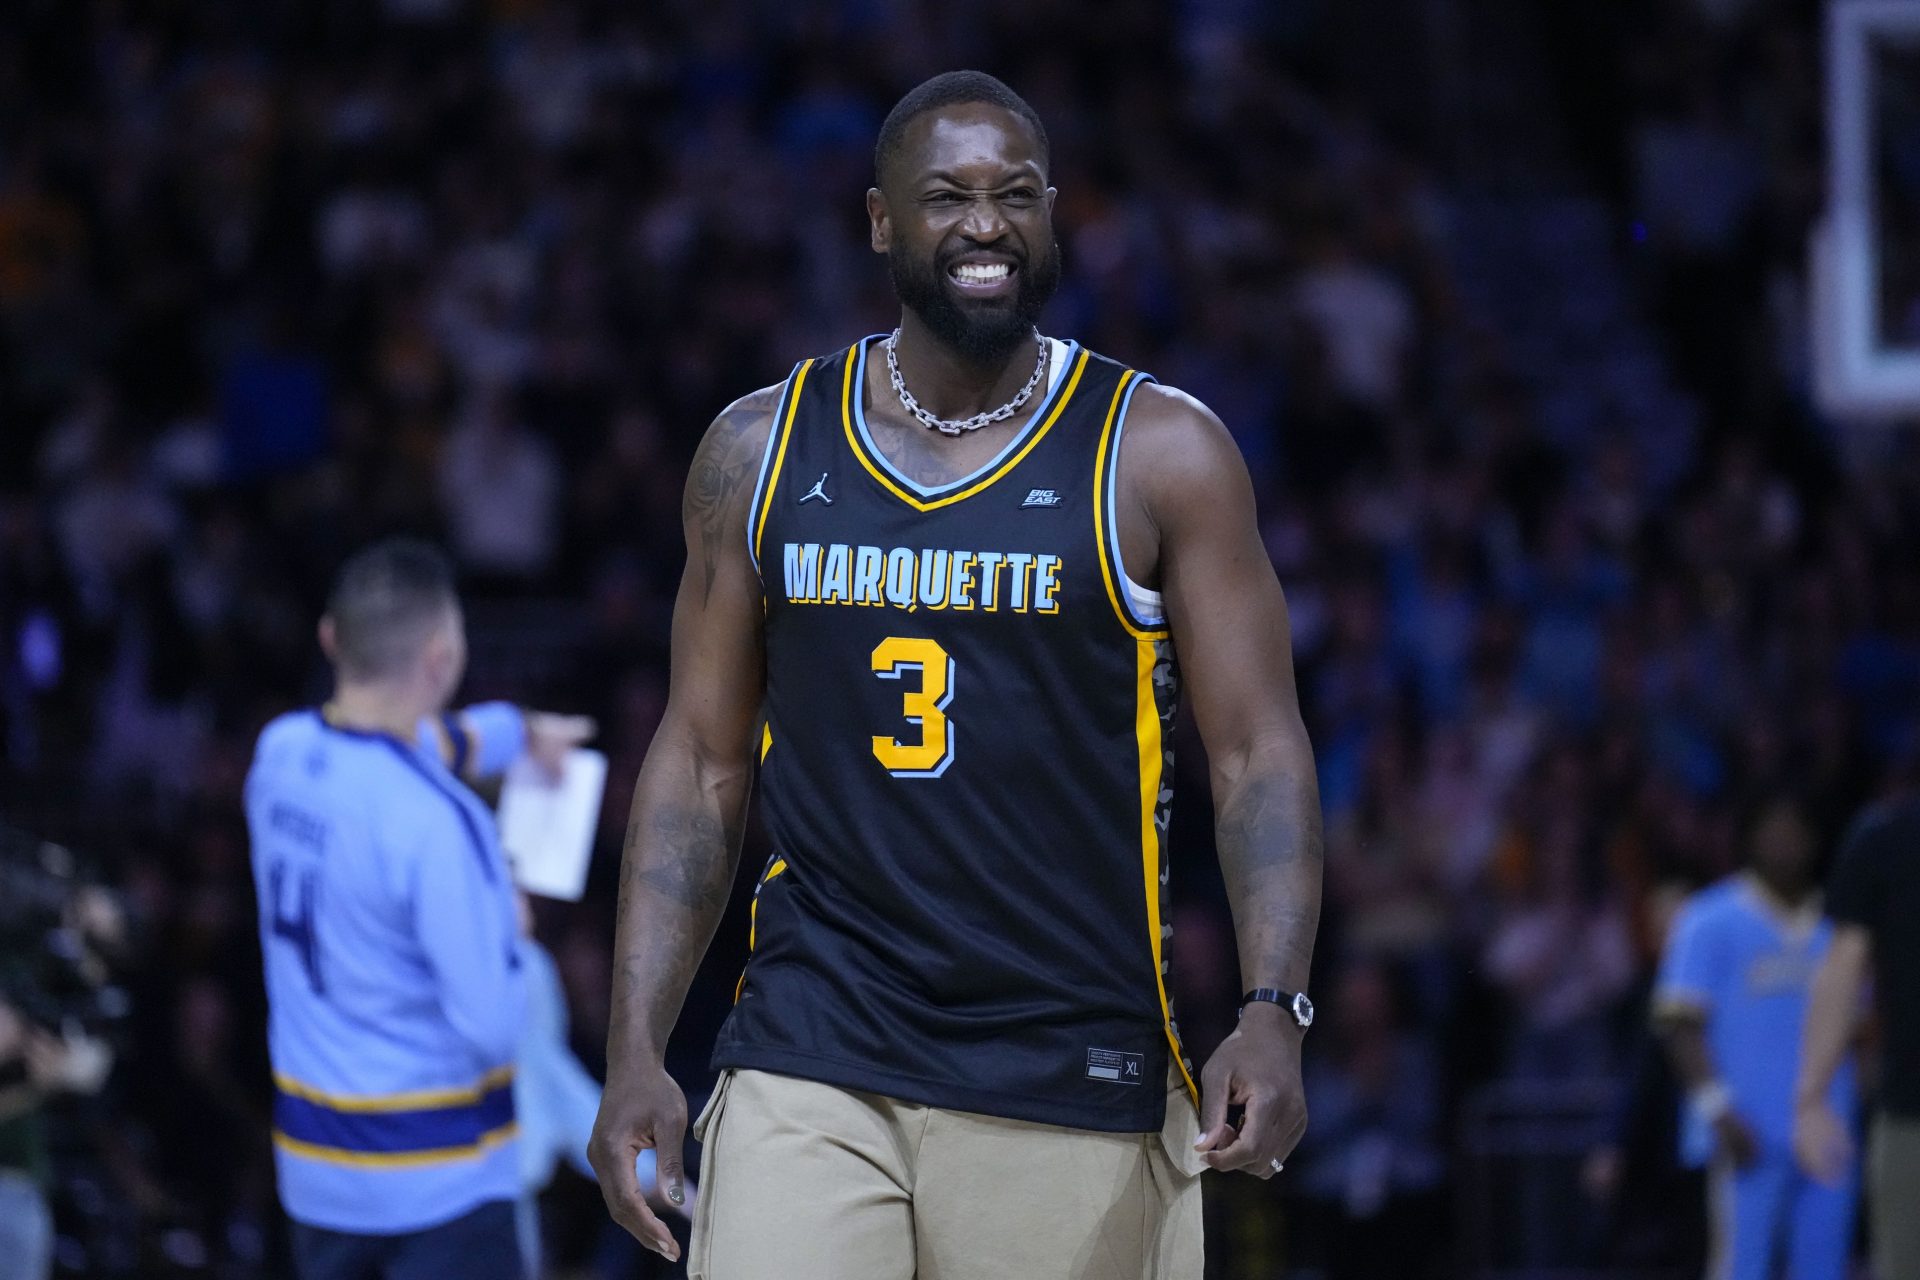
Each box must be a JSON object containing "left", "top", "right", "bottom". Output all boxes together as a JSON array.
[
  {"left": 422, "top": 624, "right": 454, "bottom": 676},
  {"left": 1045, "top": 186, "right": 1058, "bottom": 214},
  {"left": 317, "top": 616, "right": 338, "bottom": 663},
  {"left": 867, "top": 187, "right": 890, "bottom": 254}
]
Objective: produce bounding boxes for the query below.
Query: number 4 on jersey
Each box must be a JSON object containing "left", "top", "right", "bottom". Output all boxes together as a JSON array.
[
  {"left": 871, "top": 637, "right": 955, "bottom": 778},
  {"left": 268, "top": 858, "right": 325, "bottom": 996}
]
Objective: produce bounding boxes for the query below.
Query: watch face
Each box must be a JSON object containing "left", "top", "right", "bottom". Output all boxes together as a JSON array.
[{"left": 1292, "top": 993, "right": 1315, "bottom": 1028}]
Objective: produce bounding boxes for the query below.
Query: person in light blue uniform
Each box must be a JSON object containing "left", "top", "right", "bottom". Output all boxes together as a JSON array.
[
  {"left": 511, "top": 899, "right": 695, "bottom": 1276},
  {"left": 245, "top": 539, "right": 588, "bottom": 1280},
  {"left": 1654, "top": 797, "right": 1858, "bottom": 1280}
]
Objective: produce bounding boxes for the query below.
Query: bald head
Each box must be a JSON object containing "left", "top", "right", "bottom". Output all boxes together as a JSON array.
[{"left": 873, "top": 70, "right": 1050, "bottom": 189}]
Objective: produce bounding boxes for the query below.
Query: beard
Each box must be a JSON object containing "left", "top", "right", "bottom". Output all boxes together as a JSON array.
[{"left": 888, "top": 235, "right": 1063, "bottom": 364}]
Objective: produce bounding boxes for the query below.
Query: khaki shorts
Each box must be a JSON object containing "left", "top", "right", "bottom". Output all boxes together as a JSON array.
[
  {"left": 1870, "top": 1113, "right": 1920, "bottom": 1280},
  {"left": 688, "top": 1068, "right": 1205, "bottom": 1280}
]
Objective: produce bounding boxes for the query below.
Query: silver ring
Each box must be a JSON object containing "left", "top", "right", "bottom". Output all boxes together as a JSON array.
[{"left": 1270, "top": 1159, "right": 1284, "bottom": 1174}]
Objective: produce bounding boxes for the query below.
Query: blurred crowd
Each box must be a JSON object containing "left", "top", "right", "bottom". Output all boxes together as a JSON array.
[{"left": 1, "top": 0, "right": 1917, "bottom": 1276}]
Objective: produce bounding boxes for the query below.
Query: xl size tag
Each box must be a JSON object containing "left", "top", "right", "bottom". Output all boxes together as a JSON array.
[{"left": 1086, "top": 1048, "right": 1144, "bottom": 1084}]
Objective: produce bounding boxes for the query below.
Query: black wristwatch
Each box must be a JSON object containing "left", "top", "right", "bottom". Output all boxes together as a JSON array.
[{"left": 1239, "top": 988, "right": 1314, "bottom": 1030}]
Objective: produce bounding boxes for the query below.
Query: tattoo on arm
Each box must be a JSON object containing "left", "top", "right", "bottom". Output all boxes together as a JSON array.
[
  {"left": 622, "top": 808, "right": 738, "bottom": 913},
  {"left": 611, "top": 794, "right": 746, "bottom": 1051},
  {"left": 1215, "top": 767, "right": 1324, "bottom": 988},
  {"left": 685, "top": 391, "right": 778, "bottom": 602}
]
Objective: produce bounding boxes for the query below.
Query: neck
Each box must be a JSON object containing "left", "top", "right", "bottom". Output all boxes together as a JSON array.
[
  {"left": 889, "top": 312, "right": 1041, "bottom": 422},
  {"left": 1750, "top": 869, "right": 1813, "bottom": 909},
  {"left": 326, "top": 680, "right": 437, "bottom": 740}
]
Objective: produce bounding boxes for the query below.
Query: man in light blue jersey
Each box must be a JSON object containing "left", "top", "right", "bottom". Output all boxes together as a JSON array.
[
  {"left": 1653, "top": 797, "right": 1858, "bottom": 1280},
  {"left": 245, "top": 539, "right": 589, "bottom": 1280}
]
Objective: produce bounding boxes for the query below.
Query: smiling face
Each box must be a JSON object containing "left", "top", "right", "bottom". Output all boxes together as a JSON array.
[{"left": 869, "top": 102, "right": 1062, "bottom": 363}]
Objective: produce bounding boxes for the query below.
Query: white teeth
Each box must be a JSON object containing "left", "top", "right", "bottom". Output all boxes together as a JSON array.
[{"left": 952, "top": 263, "right": 1011, "bottom": 282}]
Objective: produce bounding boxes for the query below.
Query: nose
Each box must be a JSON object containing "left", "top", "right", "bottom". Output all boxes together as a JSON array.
[{"left": 958, "top": 193, "right": 1010, "bottom": 241}]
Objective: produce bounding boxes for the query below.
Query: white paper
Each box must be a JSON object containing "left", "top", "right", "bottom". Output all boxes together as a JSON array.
[{"left": 497, "top": 748, "right": 608, "bottom": 902}]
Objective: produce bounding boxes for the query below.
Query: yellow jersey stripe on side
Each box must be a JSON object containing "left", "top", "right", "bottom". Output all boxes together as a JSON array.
[
  {"left": 760, "top": 721, "right": 772, "bottom": 762},
  {"left": 1094, "top": 373, "right": 1170, "bottom": 640},
  {"left": 1137, "top": 638, "right": 1199, "bottom": 1110},
  {"left": 843, "top": 347, "right": 1091, "bottom": 512},
  {"left": 271, "top": 1122, "right": 518, "bottom": 1168},
  {"left": 735, "top": 857, "right": 791, "bottom": 1003},
  {"left": 752, "top": 359, "right": 813, "bottom": 566},
  {"left": 271, "top": 1065, "right": 515, "bottom": 1114}
]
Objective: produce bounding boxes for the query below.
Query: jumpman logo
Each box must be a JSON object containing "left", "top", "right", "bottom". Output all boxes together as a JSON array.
[{"left": 799, "top": 472, "right": 834, "bottom": 505}]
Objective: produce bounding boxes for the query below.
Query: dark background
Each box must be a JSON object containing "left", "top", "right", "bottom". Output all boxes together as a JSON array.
[{"left": 1, "top": 0, "right": 1916, "bottom": 1276}]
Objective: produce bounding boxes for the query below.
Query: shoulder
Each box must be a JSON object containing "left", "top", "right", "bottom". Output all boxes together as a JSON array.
[
  {"left": 1683, "top": 879, "right": 1752, "bottom": 932},
  {"left": 249, "top": 710, "right": 320, "bottom": 771},
  {"left": 695, "top": 382, "right": 788, "bottom": 477},
  {"left": 682, "top": 381, "right": 790, "bottom": 551},
  {"left": 1117, "top": 381, "right": 1236, "bottom": 464},
  {"left": 1112, "top": 380, "right": 1255, "bottom": 526},
  {"left": 259, "top": 707, "right": 319, "bottom": 745},
  {"left": 1666, "top": 886, "right": 1743, "bottom": 955}
]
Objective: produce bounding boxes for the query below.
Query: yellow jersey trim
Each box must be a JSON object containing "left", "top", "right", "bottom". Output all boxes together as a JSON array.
[
  {"left": 1136, "top": 640, "right": 1198, "bottom": 1113},
  {"left": 1094, "top": 373, "right": 1171, "bottom": 640},
  {"left": 841, "top": 344, "right": 1091, "bottom": 512},
  {"left": 271, "top": 1065, "right": 515, "bottom": 1114},
  {"left": 752, "top": 360, "right": 813, "bottom": 566},
  {"left": 735, "top": 857, "right": 790, "bottom": 1003},
  {"left": 272, "top": 1122, "right": 519, "bottom": 1169},
  {"left": 1137, "top": 639, "right": 1200, "bottom": 1111}
]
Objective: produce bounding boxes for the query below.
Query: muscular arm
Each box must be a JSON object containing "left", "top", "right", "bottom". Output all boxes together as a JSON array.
[
  {"left": 1122, "top": 385, "right": 1323, "bottom": 1174},
  {"left": 1798, "top": 925, "right": 1870, "bottom": 1107},
  {"left": 590, "top": 386, "right": 779, "bottom": 1259}
]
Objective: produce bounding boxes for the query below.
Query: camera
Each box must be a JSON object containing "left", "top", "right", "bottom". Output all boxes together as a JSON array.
[{"left": 0, "top": 824, "right": 133, "bottom": 1040}]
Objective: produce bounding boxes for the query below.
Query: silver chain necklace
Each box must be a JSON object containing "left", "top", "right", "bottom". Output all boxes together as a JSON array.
[{"left": 884, "top": 327, "right": 1047, "bottom": 436}]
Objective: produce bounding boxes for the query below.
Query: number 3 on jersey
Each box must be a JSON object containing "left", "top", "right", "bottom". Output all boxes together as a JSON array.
[{"left": 871, "top": 637, "right": 955, "bottom": 778}]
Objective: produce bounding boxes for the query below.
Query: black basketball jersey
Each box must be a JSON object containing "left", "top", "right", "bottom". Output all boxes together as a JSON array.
[{"left": 712, "top": 335, "right": 1196, "bottom": 1134}]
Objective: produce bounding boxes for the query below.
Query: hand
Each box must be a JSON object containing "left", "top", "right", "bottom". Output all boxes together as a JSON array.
[
  {"left": 588, "top": 1059, "right": 689, "bottom": 1262},
  {"left": 1793, "top": 1098, "right": 1854, "bottom": 1187},
  {"left": 525, "top": 712, "right": 596, "bottom": 781},
  {"left": 1193, "top": 1003, "right": 1308, "bottom": 1178},
  {"left": 1712, "top": 1110, "right": 1760, "bottom": 1170}
]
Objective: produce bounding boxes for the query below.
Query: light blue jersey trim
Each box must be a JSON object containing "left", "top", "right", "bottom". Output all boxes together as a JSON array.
[
  {"left": 311, "top": 711, "right": 497, "bottom": 885},
  {"left": 746, "top": 363, "right": 806, "bottom": 577},
  {"left": 852, "top": 335, "right": 1081, "bottom": 499},
  {"left": 1103, "top": 373, "right": 1167, "bottom": 628}
]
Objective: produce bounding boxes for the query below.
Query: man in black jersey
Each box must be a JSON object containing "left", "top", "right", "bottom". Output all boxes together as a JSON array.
[
  {"left": 1795, "top": 794, "right": 1920, "bottom": 1280},
  {"left": 589, "top": 71, "right": 1324, "bottom": 1278}
]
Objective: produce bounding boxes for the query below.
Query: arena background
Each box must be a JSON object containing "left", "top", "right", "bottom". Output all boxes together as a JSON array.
[{"left": 2, "top": 0, "right": 1917, "bottom": 1276}]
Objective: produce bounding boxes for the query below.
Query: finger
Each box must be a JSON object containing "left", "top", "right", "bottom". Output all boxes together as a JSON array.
[
  {"left": 593, "top": 1136, "right": 679, "bottom": 1262},
  {"left": 655, "top": 1105, "right": 689, "bottom": 1210},
  {"left": 1194, "top": 1121, "right": 1236, "bottom": 1154},
  {"left": 1202, "top": 1120, "right": 1269, "bottom": 1171},
  {"left": 1206, "top": 1091, "right": 1283, "bottom": 1172},
  {"left": 1195, "top": 1069, "right": 1233, "bottom": 1153}
]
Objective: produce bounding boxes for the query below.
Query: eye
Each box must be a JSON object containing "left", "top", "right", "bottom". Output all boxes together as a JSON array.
[
  {"left": 923, "top": 191, "right": 965, "bottom": 205},
  {"left": 1000, "top": 187, "right": 1041, "bottom": 206}
]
